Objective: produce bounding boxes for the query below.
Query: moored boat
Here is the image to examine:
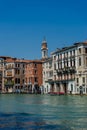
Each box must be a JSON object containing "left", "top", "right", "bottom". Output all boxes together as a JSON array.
[{"left": 48, "top": 92, "right": 64, "bottom": 96}]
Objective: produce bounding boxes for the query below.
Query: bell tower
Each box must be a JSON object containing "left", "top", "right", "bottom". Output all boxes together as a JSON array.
[{"left": 41, "top": 38, "right": 48, "bottom": 59}]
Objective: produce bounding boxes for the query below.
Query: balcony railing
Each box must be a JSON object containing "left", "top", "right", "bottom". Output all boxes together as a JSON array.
[{"left": 4, "top": 81, "right": 14, "bottom": 86}]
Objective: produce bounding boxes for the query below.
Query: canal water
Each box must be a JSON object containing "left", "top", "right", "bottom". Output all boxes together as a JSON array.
[{"left": 0, "top": 94, "right": 87, "bottom": 130}]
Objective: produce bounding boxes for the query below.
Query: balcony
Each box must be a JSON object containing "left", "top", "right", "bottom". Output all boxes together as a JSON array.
[
  {"left": 68, "top": 67, "right": 76, "bottom": 73},
  {"left": 4, "top": 81, "right": 14, "bottom": 86},
  {"left": 56, "top": 69, "right": 62, "bottom": 75},
  {"left": 63, "top": 69, "right": 68, "bottom": 74},
  {"left": 5, "top": 64, "right": 14, "bottom": 69}
]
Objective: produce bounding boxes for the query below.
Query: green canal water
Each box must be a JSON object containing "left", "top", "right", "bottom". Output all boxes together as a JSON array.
[{"left": 0, "top": 94, "right": 87, "bottom": 130}]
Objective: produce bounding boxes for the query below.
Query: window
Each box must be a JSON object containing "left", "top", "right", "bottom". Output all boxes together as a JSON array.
[
  {"left": 79, "top": 48, "right": 81, "bottom": 53},
  {"left": 67, "top": 61, "right": 68, "bottom": 67},
  {"left": 15, "top": 69, "right": 17, "bottom": 74},
  {"left": 15, "top": 78, "right": 17, "bottom": 83},
  {"left": 43, "top": 51, "right": 46, "bottom": 57},
  {"left": 15, "top": 63, "right": 20, "bottom": 67},
  {"left": 60, "top": 62, "right": 62, "bottom": 69},
  {"left": 86, "top": 57, "right": 87, "bottom": 66},
  {"left": 49, "top": 71, "right": 53, "bottom": 77},
  {"left": 77, "top": 78, "right": 79, "bottom": 83},
  {"left": 83, "top": 88, "right": 85, "bottom": 92},
  {"left": 73, "top": 60, "right": 75, "bottom": 66},
  {"left": 58, "top": 63, "right": 59, "bottom": 69},
  {"left": 23, "top": 64, "right": 25, "bottom": 68},
  {"left": 34, "top": 64, "right": 37, "bottom": 67},
  {"left": 15, "top": 64, "right": 17, "bottom": 67},
  {"left": 64, "top": 61, "right": 65, "bottom": 67},
  {"left": 64, "top": 53, "right": 65, "bottom": 58},
  {"left": 83, "top": 77, "right": 85, "bottom": 83},
  {"left": 18, "top": 64, "right": 20, "bottom": 67},
  {"left": 54, "top": 56, "right": 56, "bottom": 60},
  {"left": 15, "top": 78, "right": 20, "bottom": 84},
  {"left": 59, "top": 54, "right": 62, "bottom": 59},
  {"left": 18, "top": 78, "right": 20, "bottom": 83},
  {"left": 58, "top": 54, "right": 59, "bottom": 59},
  {"left": 85, "top": 48, "right": 87, "bottom": 53},
  {"left": 73, "top": 50, "right": 75, "bottom": 55},
  {"left": 35, "top": 70, "right": 37, "bottom": 74},
  {"left": 67, "top": 52, "right": 68, "bottom": 57},
  {"left": 70, "top": 60, "right": 72, "bottom": 67},
  {"left": 79, "top": 57, "right": 81, "bottom": 66},
  {"left": 71, "top": 84, "right": 73, "bottom": 91},
  {"left": 34, "top": 77, "right": 38, "bottom": 82},
  {"left": 70, "top": 51, "right": 72, "bottom": 56},
  {"left": 18, "top": 69, "right": 20, "bottom": 74},
  {"left": 15, "top": 69, "right": 20, "bottom": 74},
  {"left": 54, "top": 64, "right": 56, "bottom": 70},
  {"left": 26, "top": 78, "right": 27, "bottom": 83}
]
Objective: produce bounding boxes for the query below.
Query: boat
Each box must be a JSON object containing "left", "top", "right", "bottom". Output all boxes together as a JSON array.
[{"left": 48, "top": 92, "right": 64, "bottom": 96}]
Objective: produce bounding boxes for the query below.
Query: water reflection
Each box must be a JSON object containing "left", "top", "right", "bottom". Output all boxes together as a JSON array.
[{"left": 0, "top": 94, "right": 87, "bottom": 129}]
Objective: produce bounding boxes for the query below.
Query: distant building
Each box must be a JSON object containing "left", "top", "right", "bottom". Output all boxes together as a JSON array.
[{"left": 0, "top": 56, "right": 42, "bottom": 93}]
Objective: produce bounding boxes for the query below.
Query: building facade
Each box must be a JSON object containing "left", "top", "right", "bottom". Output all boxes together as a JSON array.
[
  {"left": 42, "top": 42, "right": 87, "bottom": 95},
  {"left": 1, "top": 40, "right": 87, "bottom": 95},
  {"left": 25, "top": 60, "right": 43, "bottom": 93},
  {"left": 0, "top": 56, "right": 43, "bottom": 93}
]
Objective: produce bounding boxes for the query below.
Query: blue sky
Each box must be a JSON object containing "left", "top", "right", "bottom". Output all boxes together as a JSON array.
[{"left": 0, "top": 0, "right": 87, "bottom": 59}]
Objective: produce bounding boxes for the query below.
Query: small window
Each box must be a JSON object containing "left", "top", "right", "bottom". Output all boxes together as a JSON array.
[
  {"left": 73, "top": 60, "right": 75, "bottom": 66},
  {"left": 18, "top": 69, "right": 20, "bottom": 74},
  {"left": 34, "top": 64, "right": 37, "bottom": 67},
  {"left": 83, "top": 77, "right": 85, "bottom": 83},
  {"left": 70, "top": 51, "right": 72, "bottom": 56},
  {"left": 70, "top": 60, "right": 72, "bottom": 67},
  {"left": 85, "top": 48, "right": 87, "bottom": 53},
  {"left": 35, "top": 70, "right": 37, "bottom": 74},
  {"left": 73, "top": 50, "right": 75, "bottom": 55},
  {"left": 34, "top": 77, "right": 38, "bottom": 82},
  {"left": 67, "top": 52, "right": 68, "bottom": 57},
  {"left": 71, "top": 84, "right": 73, "bottom": 91},
  {"left": 77, "top": 78, "right": 79, "bottom": 83},
  {"left": 86, "top": 57, "right": 87, "bottom": 66},
  {"left": 54, "top": 64, "right": 56, "bottom": 70},
  {"left": 58, "top": 55, "right": 59, "bottom": 59},
  {"left": 23, "top": 64, "right": 25, "bottom": 68},
  {"left": 83, "top": 88, "right": 85, "bottom": 92},
  {"left": 54, "top": 56, "right": 56, "bottom": 60},
  {"left": 15, "top": 64, "right": 17, "bottom": 67},
  {"left": 18, "top": 64, "right": 20, "bottom": 67},
  {"left": 79, "top": 48, "right": 81, "bottom": 53},
  {"left": 79, "top": 57, "right": 81, "bottom": 66}
]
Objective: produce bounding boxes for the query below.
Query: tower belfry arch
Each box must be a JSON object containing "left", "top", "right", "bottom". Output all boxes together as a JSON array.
[{"left": 41, "top": 38, "right": 48, "bottom": 59}]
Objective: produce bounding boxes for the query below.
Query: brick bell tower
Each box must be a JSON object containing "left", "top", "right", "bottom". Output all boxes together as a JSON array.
[{"left": 41, "top": 38, "right": 48, "bottom": 59}]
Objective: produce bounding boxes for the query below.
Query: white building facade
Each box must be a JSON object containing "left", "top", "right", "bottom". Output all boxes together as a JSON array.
[{"left": 42, "top": 41, "right": 87, "bottom": 94}]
